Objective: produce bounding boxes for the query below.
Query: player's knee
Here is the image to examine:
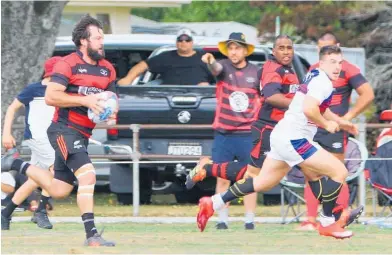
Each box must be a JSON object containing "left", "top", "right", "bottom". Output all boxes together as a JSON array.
[
  {"left": 75, "top": 164, "right": 96, "bottom": 185},
  {"left": 331, "top": 167, "right": 348, "bottom": 183},
  {"left": 77, "top": 173, "right": 96, "bottom": 186},
  {"left": 77, "top": 174, "right": 96, "bottom": 198},
  {"left": 340, "top": 169, "right": 349, "bottom": 181}
]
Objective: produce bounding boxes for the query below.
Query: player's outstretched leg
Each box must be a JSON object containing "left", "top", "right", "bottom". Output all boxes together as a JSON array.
[
  {"left": 196, "top": 157, "right": 289, "bottom": 231},
  {"left": 300, "top": 147, "right": 363, "bottom": 239},
  {"left": 186, "top": 157, "right": 249, "bottom": 190}
]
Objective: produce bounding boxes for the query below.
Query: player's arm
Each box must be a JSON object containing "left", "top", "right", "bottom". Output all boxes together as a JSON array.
[
  {"left": 344, "top": 83, "right": 374, "bottom": 120},
  {"left": 45, "top": 60, "right": 103, "bottom": 115},
  {"left": 202, "top": 53, "right": 223, "bottom": 76},
  {"left": 106, "top": 65, "right": 119, "bottom": 123},
  {"left": 45, "top": 83, "right": 102, "bottom": 113},
  {"left": 303, "top": 82, "right": 339, "bottom": 134},
  {"left": 303, "top": 96, "right": 331, "bottom": 130},
  {"left": 324, "top": 108, "right": 359, "bottom": 135},
  {"left": 117, "top": 61, "right": 148, "bottom": 86},
  {"left": 323, "top": 108, "right": 342, "bottom": 122},
  {"left": 2, "top": 99, "right": 24, "bottom": 149},
  {"left": 262, "top": 72, "right": 292, "bottom": 108},
  {"left": 343, "top": 66, "right": 374, "bottom": 120}
]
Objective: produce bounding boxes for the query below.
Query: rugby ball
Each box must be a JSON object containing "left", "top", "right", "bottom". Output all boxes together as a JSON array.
[{"left": 87, "top": 91, "right": 118, "bottom": 124}]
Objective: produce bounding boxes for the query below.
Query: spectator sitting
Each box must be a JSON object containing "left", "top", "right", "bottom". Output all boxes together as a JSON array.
[{"left": 117, "top": 28, "right": 215, "bottom": 86}]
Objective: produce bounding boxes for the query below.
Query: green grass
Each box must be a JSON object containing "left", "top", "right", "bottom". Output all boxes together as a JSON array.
[
  {"left": 14, "top": 192, "right": 387, "bottom": 217},
  {"left": 2, "top": 222, "right": 391, "bottom": 254}
]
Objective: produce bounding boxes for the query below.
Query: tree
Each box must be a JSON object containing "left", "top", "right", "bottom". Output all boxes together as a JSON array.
[
  {"left": 1, "top": 1, "right": 67, "bottom": 144},
  {"left": 132, "top": 1, "right": 261, "bottom": 26},
  {"left": 250, "top": 1, "right": 356, "bottom": 43}
]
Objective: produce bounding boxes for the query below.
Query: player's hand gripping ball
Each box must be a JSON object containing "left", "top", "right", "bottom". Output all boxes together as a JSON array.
[{"left": 87, "top": 91, "right": 118, "bottom": 123}]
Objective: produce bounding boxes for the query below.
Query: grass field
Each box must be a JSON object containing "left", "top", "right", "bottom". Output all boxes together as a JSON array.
[
  {"left": 2, "top": 222, "right": 392, "bottom": 254},
  {"left": 3, "top": 193, "right": 391, "bottom": 254},
  {"left": 12, "top": 192, "right": 389, "bottom": 217}
]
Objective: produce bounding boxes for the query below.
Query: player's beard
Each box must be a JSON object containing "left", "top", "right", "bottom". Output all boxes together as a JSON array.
[{"left": 87, "top": 43, "right": 105, "bottom": 61}]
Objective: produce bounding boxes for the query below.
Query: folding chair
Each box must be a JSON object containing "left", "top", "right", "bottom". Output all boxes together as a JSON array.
[
  {"left": 280, "top": 137, "right": 368, "bottom": 224},
  {"left": 364, "top": 110, "right": 392, "bottom": 226},
  {"left": 280, "top": 166, "right": 306, "bottom": 224}
]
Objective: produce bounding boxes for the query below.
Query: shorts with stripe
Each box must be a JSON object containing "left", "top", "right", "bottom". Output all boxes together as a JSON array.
[
  {"left": 249, "top": 123, "right": 273, "bottom": 168},
  {"left": 47, "top": 122, "right": 91, "bottom": 185},
  {"left": 269, "top": 129, "right": 321, "bottom": 167}
]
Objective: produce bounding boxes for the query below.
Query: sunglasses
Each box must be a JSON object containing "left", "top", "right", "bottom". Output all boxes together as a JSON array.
[{"left": 177, "top": 38, "right": 192, "bottom": 43}]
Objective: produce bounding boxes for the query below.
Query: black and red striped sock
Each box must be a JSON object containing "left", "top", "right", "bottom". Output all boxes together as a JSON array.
[{"left": 204, "top": 162, "right": 248, "bottom": 182}]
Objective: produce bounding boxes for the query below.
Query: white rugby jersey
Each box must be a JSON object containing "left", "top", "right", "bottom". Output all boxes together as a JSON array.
[{"left": 275, "top": 69, "right": 334, "bottom": 139}]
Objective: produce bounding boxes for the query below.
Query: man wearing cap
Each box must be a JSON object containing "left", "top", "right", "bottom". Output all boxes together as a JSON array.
[
  {"left": 117, "top": 28, "right": 214, "bottom": 86},
  {"left": 200, "top": 32, "right": 261, "bottom": 230},
  {"left": 1, "top": 56, "right": 61, "bottom": 230}
]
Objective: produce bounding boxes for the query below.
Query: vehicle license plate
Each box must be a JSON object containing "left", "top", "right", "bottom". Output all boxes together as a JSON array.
[{"left": 168, "top": 145, "right": 202, "bottom": 156}]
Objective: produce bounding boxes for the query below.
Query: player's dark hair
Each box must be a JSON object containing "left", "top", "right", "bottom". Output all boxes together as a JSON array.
[
  {"left": 72, "top": 15, "right": 103, "bottom": 48},
  {"left": 319, "top": 45, "right": 342, "bottom": 59},
  {"left": 273, "top": 35, "right": 292, "bottom": 48},
  {"left": 318, "top": 32, "right": 339, "bottom": 44}
]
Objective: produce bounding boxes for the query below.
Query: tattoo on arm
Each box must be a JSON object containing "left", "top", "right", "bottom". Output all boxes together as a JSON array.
[{"left": 208, "top": 61, "right": 223, "bottom": 76}]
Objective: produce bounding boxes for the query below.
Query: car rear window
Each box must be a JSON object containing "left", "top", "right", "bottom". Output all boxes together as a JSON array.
[{"left": 53, "top": 49, "right": 153, "bottom": 79}]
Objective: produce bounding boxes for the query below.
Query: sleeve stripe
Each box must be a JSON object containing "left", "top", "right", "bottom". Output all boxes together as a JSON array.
[
  {"left": 348, "top": 74, "right": 367, "bottom": 89},
  {"left": 51, "top": 73, "right": 69, "bottom": 86},
  {"left": 262, "top": 82, "right": 281, "bottom": 97}
]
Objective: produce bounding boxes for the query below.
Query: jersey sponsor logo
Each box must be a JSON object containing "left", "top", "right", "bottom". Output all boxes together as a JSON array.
[
  {"left": 289, "top": 84, "right": 300, "bottom": 93},
  {"left": 78, "top": 86, "right": 105, "bottom": 95},
  {"left": 332, "top": 142, "right": 343, "bottom": 149},
  {"left": 78, "top": 67, "right": 87, "bottom": 74},
  {"left": 74, "top": 140, "right": 82, "bottom": 149},
  {"left": 100, "top": 69, "right": 108, "bottom": 76},
  {"left": 246, "top": 77, "right": 256, "bottom": 83},
  {"left": 229, "top": 91, "right": 249, "bottom": 112}
]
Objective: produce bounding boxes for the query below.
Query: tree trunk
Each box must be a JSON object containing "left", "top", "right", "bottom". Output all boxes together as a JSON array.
[{"left": 1, "top": 1, "right": 68, "bottom": 145}]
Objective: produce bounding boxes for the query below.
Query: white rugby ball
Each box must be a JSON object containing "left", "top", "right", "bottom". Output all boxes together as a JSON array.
[{"left": 87, "top": 91, "right": 118, "bottom": 124}]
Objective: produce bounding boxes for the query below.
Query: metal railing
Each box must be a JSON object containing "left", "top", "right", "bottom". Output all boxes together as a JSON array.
[{"left": 11, "top": 122, "right": 392, "bottom": 216}]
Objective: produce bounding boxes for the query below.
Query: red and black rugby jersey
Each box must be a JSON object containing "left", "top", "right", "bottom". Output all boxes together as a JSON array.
[
  {"left": 309, "top": 60, "right": 367, "bottom": 116},
  {"left": 258, "top": 58, "right": 300, "bottom": 126},
  {"left": 50, "top": 50, "right": 116, "bottom": 137},
  {"left": 212, "top": 59, "right": 261, "bottom": 134}
]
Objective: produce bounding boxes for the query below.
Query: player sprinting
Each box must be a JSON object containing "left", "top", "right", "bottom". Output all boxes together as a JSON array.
[
  {"left": 188, "top": 45, "right": 363, "bottom": 239},
  {"left": 300, "top": 32, "right": 374, "bottom": 230},
  {"left": 1, "top": 15, "right": 116, "bottom": 246},
  {"left": 1, "top": 57, "right": 61, "bottom": 230}
]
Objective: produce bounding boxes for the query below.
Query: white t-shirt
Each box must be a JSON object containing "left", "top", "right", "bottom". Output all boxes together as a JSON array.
[
  {"left": 1, "top": 172, "right": 16, "bottom": 200},
  {"left": 274, "top": 69, "right": 334, "bottom": 139},
  {"left": 16, "top": 81, "right": 55, "bottom": 140}
]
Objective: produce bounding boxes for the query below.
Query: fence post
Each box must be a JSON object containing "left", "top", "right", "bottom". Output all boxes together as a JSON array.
[
  {"left": 130, "top": 124, "right": 141, "bottom": 216},
  {"left": 358, "top": 123, "right": 367, "bottom": 214}
]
